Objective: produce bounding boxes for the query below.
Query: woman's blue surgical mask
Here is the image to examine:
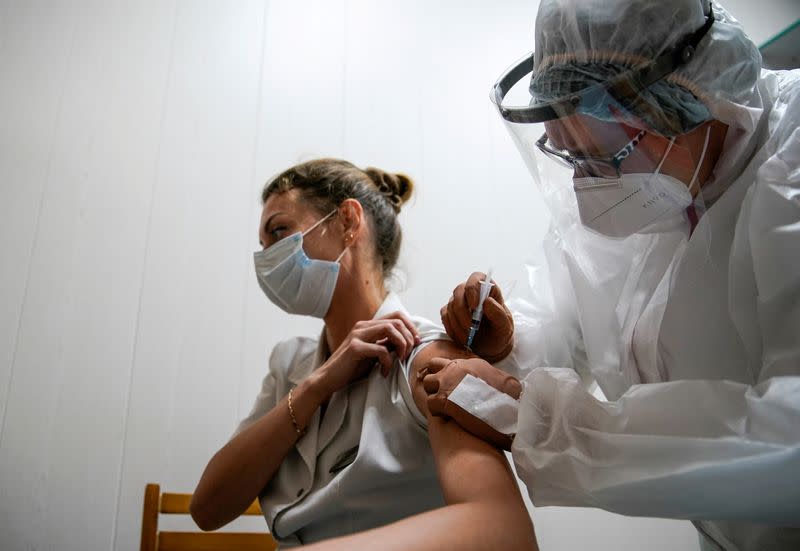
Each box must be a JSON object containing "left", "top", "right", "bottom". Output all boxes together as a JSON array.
[{"left": 254, "top": 209, "right": 347, "bottom": 318}]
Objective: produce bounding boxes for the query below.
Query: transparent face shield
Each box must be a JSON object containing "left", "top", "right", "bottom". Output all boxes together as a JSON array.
[{"left": 490, "top": 5, "right": 716, "bottom": 239}]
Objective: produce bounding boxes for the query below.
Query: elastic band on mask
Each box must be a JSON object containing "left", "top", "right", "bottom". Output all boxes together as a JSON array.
[
  {"left": 655, "top": 137, "right": 676, "bottom": 175},
  {"left": 302, "top": 209, "right": 338, "bottom": 237},
  {"left": 687, "top": 126, "right": 711, "bottom": 197}
]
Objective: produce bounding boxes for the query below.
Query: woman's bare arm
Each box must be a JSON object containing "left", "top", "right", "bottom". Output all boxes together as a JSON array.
[
  {"left": 301, "top": 340, "right": 538, "bottom": 551},
  {"left": 190, "top": 373, "right": 328, "bottom": 531},
  {"left": 191, "top": 313, "right": 419, "bottom": 531}
]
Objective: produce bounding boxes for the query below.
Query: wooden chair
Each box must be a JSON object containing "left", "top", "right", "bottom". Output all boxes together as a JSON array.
[{"left": 140, "top": 483, "right": 277, "bottom": 551}]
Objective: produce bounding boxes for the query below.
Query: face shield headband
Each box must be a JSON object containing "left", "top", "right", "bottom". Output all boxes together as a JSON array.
[{"left": 490, "top": 3, "right": 715, "bottom": 132}]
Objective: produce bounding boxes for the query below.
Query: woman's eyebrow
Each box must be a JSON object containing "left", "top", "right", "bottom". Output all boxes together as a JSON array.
[{"left": 263, "top": 211, "right": 286, "bottom": 233}]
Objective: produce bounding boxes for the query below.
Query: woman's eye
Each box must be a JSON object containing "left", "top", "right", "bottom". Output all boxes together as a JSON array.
[{"left": 271, "top": 226, "right": 288, "bottom": 240}]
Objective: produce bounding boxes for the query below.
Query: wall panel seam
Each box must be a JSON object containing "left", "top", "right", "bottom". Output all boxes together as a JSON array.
[
  {"left": 110, "top": 1, "right": 182, "bottom": 547},
  {"left": 0, "top": 11, "right": 79, "bottom": 448}
]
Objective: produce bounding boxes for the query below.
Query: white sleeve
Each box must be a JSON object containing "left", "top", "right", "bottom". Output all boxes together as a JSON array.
[
  {"left": 495, "top": 299, "right": 588, "bottom": 383},
  {"left": 496, "top": 231, "right": 590, "bottom": 387},
  {"left": 396, "top": 327, "right": 450, "bottom": 428},
  {"left": 513, "top": 369, "right": 800, "bottom": 524},
  {"left": 512, "top": 100, "right": 800, "bottom": 526},
  {"left": 231, "top": 344, "right": 287, "bottom": 438}
]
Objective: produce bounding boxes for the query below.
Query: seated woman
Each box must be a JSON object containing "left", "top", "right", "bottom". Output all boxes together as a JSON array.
[{"left": 190, "top": 158, "right": 536, "bottom": 550}]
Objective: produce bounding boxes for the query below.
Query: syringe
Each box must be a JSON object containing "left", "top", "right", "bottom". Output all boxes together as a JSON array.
[{"left": 465, "top": 270, "right": 494, "bottom": 351}]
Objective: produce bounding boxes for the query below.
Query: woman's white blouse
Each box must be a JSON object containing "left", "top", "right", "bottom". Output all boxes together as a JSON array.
[{"left": 233, "top": 293, "right": 447, "bottom": 548}]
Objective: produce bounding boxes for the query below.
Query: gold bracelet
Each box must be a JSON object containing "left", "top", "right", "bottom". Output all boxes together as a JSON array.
[{"left": 287, "top": 387, "right": 306, "bottom": 437}]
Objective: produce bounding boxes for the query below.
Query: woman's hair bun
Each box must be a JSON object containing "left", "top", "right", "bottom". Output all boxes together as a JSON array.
[{"left": 364, "top": 167, "right": 415, "bottom": 213}]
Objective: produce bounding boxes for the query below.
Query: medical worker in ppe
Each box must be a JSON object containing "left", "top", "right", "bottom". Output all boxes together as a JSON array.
[
  {"left": 191, "top": 159, "right": 537, "bottom": 550},
  {"left": 424, "top": 1, "right": 800, "bottom": 550}
]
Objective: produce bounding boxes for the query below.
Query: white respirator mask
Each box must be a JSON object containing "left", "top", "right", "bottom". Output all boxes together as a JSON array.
[{"left": 574, "top": 126, "right": 710, "bottom": 238}]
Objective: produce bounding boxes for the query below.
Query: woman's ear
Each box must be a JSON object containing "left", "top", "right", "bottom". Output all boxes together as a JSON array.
[{"left": 338, "top": 198, "right": 364, "bottom": 245}]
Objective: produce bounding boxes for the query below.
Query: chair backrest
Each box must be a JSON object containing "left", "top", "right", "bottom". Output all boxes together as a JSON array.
[{"left": 140, "top": 483, "right": 277, "bottom": 551}]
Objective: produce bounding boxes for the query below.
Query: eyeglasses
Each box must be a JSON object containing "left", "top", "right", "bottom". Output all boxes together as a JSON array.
[{"left": 536, "top": 129, "right": 648, "bottom": 179}]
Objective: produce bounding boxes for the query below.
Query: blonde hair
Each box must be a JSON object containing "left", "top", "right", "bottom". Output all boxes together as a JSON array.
[{"left": 262, "top": 158, "right": 414, "bottom": 277}]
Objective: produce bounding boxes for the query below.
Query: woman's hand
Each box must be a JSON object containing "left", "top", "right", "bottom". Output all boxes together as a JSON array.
[
  {"left": 314, "top": 312, "right": 420, "bottom": 398},
  {"left": 440, "top": 272, "right": 514, "bottom": 363}
]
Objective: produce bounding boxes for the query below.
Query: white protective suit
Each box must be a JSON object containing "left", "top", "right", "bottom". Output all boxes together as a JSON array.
[{"left": 489, "top": 1, "right": 800, "bottom": 550}]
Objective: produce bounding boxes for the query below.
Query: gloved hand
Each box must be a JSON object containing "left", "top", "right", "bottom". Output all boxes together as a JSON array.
[
  {"left": 440, "top": 272, "right": 514, "bottom": 363},
  {"left": 421, "top": 357, "right": 521, "bottom": 450}
]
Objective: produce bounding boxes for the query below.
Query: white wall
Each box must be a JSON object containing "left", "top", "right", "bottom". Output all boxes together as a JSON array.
[
  {"left": 11, "top": 0, "right": 791, "bottom": 549},
  {"left": 720, "top": 0, "right": 800, "bottom": 46}
]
